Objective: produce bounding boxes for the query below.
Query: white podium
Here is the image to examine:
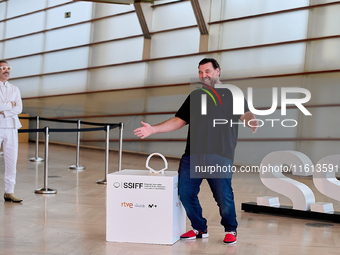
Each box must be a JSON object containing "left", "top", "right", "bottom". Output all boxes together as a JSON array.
[{"left": 106, "top": 168, "right": 186, "bottom": 245}]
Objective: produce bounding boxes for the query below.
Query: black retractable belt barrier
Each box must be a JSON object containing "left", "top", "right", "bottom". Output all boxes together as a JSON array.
[
  {"left": 19, "top": 116, "right": 44, "bottom": 162},
  {"left": 18, "top": 116, "right": 123, "bottom": 193}
]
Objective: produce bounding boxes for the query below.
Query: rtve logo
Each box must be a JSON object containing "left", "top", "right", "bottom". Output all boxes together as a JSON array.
[
  {"left": 200, "top": 84, "right": 312, "bottom": 116},
  {"left": 121, "top": 202, "right": 133, "bottom": 208}
]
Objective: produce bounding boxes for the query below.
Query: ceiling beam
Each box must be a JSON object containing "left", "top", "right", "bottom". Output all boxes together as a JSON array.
[
  {"left": 190, "top": 0, "right": 208, "bottom": 35},
  {"left": 74, "top": 0, "right": 155, "bottom": 4},
  {"left": 134, "top": 2, "right": 151, "bottom": 39}
]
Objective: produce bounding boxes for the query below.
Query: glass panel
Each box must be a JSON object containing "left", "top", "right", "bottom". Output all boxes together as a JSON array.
[
  {"left": 6, "top": 0, "right": 46, "bottom": 19},
  {"left": 91, "top": 13, "right": 142, "bottom": 42},
  {"left": 231, "top": 76, "right": 305, "bottom": 93},
  {"left": 220, "top": 11, "right": 308, "bottom": 49},
  {"left": 11, "top": 77, "right": 41, "bottom": 98},
  {"left": 88, "top": 63, "right": 148, "bottom": 91},
  {"left": 150, "top": 28, "right": 200, "bottom": 58},
  {"left": 7, "top": 55, "right": 42, "bottom": 77},
  {"left": 93, "top": 1, "right": 134, "bottom": 17},
  {"left": 146, "top": 56, "right": 209, "bottom": 86},
  {"left": 0, "top": 42, "right": 3, "bottom": 59},
  {"left": 144, "top": 85, "right": 189, "bottom": 112},
  {"left": 153, "top": 0, "right": 181, "bottom": 5},
  {"left": 207, "top": 25, "right": 220, "bottom": 51},
  {"left": 310, "top": 0, "right": 338, "bottom": 4},
  {"left": 43, "top": 47, "right": 89, "bottom": 73},
  {"left": 41, "top": 71, "right": 87, "bottom": 95},
  {"left": 298, "top": 141, "right": 340, "bottom": 166},
  {"left": 0, "top": 23, "right": 4, "bottom": 41},
  {"left": 302, "top": 107, "right": 340, "bottom": 138},
  {"left": 304, "top": 72, "right": 340, "bottom": 105},
  {"left": 45, "top": 24, "right": 91, "bottom": 51},
  {"left": 219, "top": 43, "right": 306, "bottom": 78},
  {"left": 5, "top": 12, "right": 45, "bottom": 38},
  {"left": 308, "top": 5, "right": 340, "bottom": 38},
  {"left": 47, "top": 0, "right": 72, "bottom": 8},
  {"left": 46, "top": 1, "right": 93, "bottom": 29},
  {"left": 0, "top": 2, "right": 6, "bottom": 20},
  {"left": 90, "top": 37, "right": 144, "bottom": 67},
  {"left": 4, "top": 34, "right": 44, "bottom": 59},
  {"left": 151, "top": 1, "right": 196, "bottom": 31},
  {"left": 212, "top": 0, "right": 309, "bottom": 21},
  {"left": 306, "top": 38, "right": 340, "bottom": 71}
]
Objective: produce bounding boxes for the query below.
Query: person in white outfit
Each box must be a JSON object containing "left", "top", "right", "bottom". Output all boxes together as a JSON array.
[{"left": 0, "top": 60, "right": 23, "bottom": 203}]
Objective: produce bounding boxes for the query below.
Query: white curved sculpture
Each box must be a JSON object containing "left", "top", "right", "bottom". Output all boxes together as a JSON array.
[
  {"left": 313, "top": 154, "right": 340, "bottom": 202},
  {"left": 260, "top": 150, "right": 315, "bottom": 211}
]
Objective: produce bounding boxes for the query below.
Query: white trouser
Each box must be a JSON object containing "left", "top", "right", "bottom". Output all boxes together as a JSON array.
[{"left": 0, "top": 129, "right": 18, "bottom": 194}]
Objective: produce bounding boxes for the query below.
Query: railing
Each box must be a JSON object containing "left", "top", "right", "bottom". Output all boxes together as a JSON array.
[{"left": 18, "top": 116, "right": 123, "bottom": 194}]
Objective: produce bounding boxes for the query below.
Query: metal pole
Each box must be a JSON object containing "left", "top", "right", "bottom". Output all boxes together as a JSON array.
[
  {"left": 29, "top": 116, "right": 44, "bottom": 162},
  {"left": 118, "top": 122, "right": 123, "bottom": 171},
  {"left": 35, "top": 127, "right": 57, "bottom": 194},
  {"left": 69, "top": 120, "right": 85, "bottom": 170},
  {"left": 97, "top": 125, "right": 110, "bottom": 185}
]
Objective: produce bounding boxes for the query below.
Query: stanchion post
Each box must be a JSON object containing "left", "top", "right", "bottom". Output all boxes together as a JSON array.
[
  {"left": 118, "top": 122, "right": 123, "bottom": 171},
  {"left": 69, "top": 119, "right": 86, "bottom": 170},
  {"left": 35, "top": 127, "right": 57, "bottom": 194},
  {"left": 97, "top": 125, "right": 110, "bottom": 185},
  {"left": 29, "top": 116, "right": 44, "bottom": 162}
]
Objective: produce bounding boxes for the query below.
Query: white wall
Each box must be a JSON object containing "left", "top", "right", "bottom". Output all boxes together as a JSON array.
[{"left": 1, "top": 0, "right": 339, "bottom": 166}]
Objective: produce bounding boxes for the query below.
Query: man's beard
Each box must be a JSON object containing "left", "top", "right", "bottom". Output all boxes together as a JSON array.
[{"left": 200, "top": 77, "right": 218, "bottom": 87}]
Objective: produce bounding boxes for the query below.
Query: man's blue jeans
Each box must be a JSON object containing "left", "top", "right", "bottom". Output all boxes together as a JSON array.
[{"left": 178, "top": 154, "right": 238, "bottom": 232}]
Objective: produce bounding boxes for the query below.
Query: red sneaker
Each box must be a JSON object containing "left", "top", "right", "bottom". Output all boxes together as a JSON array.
[
  {"left": 223, "top": 231, "right": 237, "bottom": 244},
  {"left": 180, "top": 229, "right": 209, "bottom": 240}
]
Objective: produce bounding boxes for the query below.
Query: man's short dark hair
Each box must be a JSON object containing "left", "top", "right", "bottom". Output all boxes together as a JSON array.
[
  {"left": 0, "top": 60, "right": 8, "bottom": 65},
  {"left": 198, "top": 58, "right": 220, "bottom": 70}
]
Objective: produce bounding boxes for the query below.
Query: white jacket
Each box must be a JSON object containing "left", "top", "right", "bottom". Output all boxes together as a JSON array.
[{"left": 0, "top": 81, "right": 23, "bottom": 129}]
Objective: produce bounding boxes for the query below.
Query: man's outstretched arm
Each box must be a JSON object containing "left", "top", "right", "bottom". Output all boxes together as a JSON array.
[
  {"left": 240, "top": 111, "right": 258, "bottom": 134},
  {"left": 134, "top": 117, "right": 187, "bottom": 139}
]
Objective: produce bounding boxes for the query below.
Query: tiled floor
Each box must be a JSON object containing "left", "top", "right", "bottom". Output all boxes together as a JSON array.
[{"left": 0, "top": 142, "right": 339, "bottom": 254}]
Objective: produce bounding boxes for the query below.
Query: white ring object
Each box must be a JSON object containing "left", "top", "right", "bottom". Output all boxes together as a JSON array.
[{"left": 146, "top": 153, "right": 168, "bottom": 175}]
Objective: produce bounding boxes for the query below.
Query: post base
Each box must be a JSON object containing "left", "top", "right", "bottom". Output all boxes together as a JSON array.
[
  {"left": 29, "top": 157, "right": 44, "bottom": 162},
  {"left": 69, "top": 165, "right": 86, "bottom": 170},
  {"left": 97, "top": 179, "right": 107, "bottom": 185},
  {"left": 35, "top": 188, "right": 57, "bottom": 194}
]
